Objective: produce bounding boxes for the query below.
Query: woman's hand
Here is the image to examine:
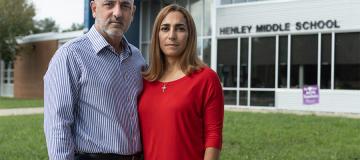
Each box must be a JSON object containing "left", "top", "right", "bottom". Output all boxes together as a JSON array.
[{"left": 204, "top": 147, "right": 220, "bottom": 160}]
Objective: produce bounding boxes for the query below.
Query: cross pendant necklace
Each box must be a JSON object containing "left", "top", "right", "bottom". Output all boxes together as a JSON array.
[{"left": 161, "top": 83, "right": 167, "bottom": 93}]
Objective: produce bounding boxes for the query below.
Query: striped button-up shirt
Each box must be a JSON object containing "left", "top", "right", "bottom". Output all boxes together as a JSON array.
[{"left": 44, "top": 26, "right": 145, "bottom": 160}]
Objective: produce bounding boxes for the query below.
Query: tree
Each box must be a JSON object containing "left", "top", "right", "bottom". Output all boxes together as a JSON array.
[
  {"left": 62, "top": 23, "right": 85, "bottom": 32},
  {"left": 0, "top": 0, "right": 35, "bottom": 61},
  {"left": 33, "top": 17, "right": 59, "bottom": 33}
]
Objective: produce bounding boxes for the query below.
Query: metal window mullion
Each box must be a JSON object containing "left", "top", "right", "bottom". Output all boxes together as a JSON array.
[
  {"left": 210, "top": 0, "right": 217, "bottom": 70},
  {"left": 247, "top": 37, "right": 252, "bottom": 107},
  {"left": 287, "top": 34, "right": 291, "bottom": 89},
  {"left": 148, "top": 1, "right": 152, "bottom": 41},
  {"left": 274, "top": 35, "right": 279, "bottom": 107},
  {"left": 236, "top": 37, "right": 241, "bottom": 106},
  {"left": 201, "top": 0, "right": 205, "bottom": 37},
  {"left": 187, "top": 0, "right": 190, "bottom": 10},
  {"left": 139, "top": 1, "right": 144, "bottom": 50},
  {"left": 331, "top": 32, "right": 335, "bottom": 90},
  {"left": 199, "top": 0, "right": 205, "bottom": 59},
  {"left": 200, "top": 38, "right": 204, "bottom": 60},
  {"left": 275, "top": 35, "right": 279, "bottom": 89},
  {"left": 140, "top": 1, "right": 151, "bottom": 63},
  {"left": 318, "top": 33, "right": 321, "bottom": 88}
]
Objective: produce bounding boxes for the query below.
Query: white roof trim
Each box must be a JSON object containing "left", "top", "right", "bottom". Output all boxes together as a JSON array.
[{"left": 17, "top": 30, "right": 84, "bottom": 44}]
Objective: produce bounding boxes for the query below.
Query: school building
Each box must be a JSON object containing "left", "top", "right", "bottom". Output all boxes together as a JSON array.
[{"left": 1, "top": 0, "right": 359, "bottom": 113}]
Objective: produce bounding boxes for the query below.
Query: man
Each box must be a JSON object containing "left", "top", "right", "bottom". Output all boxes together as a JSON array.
[{"left": 44, "top": 0, "right": 145, "bottom": 159}]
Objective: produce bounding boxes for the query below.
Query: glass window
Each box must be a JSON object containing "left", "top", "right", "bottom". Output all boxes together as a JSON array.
[
  {"left": 250, "top": 91, "right": 275, "bottom": 107},
  {"left": 278, "top": 36, "right": 288, "bottom": 88},
  {"left": 224, "top": 90, "right": 237, "bottom": 105},
  {"left": 217, "top": 39, "right": 238, "bottom": 87},
  {"left": 251, "top": 37, "right": 275, "bottom": 88},
  {"left": 335, "top": 32, "right": 360, "bottom": 90},
  {"left": 197, "top": 38, "right": 201, "bottom": 57},
  {"left": 150, "top": 1, "right": 161, "bottom": 36},
  {"left": 221, "top": 0, "right": 267, "bottom": 5},
  {"left": 203, "top": 38, "right": 211, "bottom": 66},
  {"left": 141, "top": 1, "right": 150, "bottom": 41},
  {"left": 240, "top": 38, "right": 249, "bottom": 88},
  {"left": 10, "top": 71, "right": 14, "bottom": 84},
  {"left": 4, "top": 71, "right": 8, "bottom": 83},
  {"left": 221, "top": 0, "right": 232, "bottom": 5},
  {"left": 239, "top": 91, "right": 247, "bottom": 106},
  {"left": 141, "top": 43, "right": 150, "bottom": 62},
  {"left": 321, "top": 34, "right": 332, "bottom": 89},
  {"left": 234, "top": 0, "right": 247, "bottom": 2},
  {"left": 3, "top": 61, "right": 14, "bottom": 84},
  {"left": 190, "top": 0, "right": 203, "bottom": 36},
  {"left": 291, "top": 35, "right": 318, "bottom": 88},
  {"left": 141, "top": 0, "right": 161, "bottom": 64},
  {"left": 204, "top": 0, "right": 212, "bottom": 36},
  {"left": 161, "top": 0, "right": 175, "bottom": 5},
  {"left": 176, "top": 0, "right": 187, "bottom": 8}
]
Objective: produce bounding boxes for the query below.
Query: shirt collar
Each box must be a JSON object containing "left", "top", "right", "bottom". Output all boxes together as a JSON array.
[
  {"left": 87, "top": 25, "right": 132, "bottom": 56},
  {"left": 121, "top": 36, "right": 132, "bottom": 56}
]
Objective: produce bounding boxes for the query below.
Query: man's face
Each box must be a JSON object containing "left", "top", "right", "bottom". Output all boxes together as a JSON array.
[{"left": 91, "top": 0, "right": 136, "bottom": 38}]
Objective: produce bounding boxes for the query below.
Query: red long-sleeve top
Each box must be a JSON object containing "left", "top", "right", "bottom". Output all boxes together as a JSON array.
[{"left": 138, "top": 67, "right": 224, "bottom": 160}]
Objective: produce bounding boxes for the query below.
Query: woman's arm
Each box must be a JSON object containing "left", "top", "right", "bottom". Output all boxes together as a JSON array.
[
  {"left": 203, "top": 70, "right": 224, "bottom": 160},
  {"left": 204, "top": 147, "right": 220, "bottom": 160}
]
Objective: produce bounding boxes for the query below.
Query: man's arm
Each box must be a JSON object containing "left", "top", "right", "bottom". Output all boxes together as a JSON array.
[{"left": 44, "top": 47, "right": 80, "bottom": 160}]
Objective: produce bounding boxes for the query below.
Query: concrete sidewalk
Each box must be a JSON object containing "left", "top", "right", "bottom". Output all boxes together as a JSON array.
[
  {"left": 1, "top": 107, "right": 360, "bottom": 119},
  {"left": 227, "top": 107, "right": 360, "bottom": 119},
  {"left": 0, "top": 107, "right": 43, "bottom": 116}
]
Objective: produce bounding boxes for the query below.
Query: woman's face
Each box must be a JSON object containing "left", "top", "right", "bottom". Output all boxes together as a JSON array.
[{"left": 158, "top": 11, "right": 189, "bottom": 59}]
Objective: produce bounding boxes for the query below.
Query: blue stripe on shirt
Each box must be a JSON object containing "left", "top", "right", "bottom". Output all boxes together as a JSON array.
[{"left": 44, "top": 26, "right": 145, "bottom": 160}]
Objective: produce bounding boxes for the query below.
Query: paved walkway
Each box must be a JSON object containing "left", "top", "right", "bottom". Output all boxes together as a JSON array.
[
  {"left": 227, "top": 107, "right": 360, "bottom": 119},
  {"left": 1, "top": 107, "right": 360, "bottom": 119},
  {"left": 0, "top": 107, "right": 43, "bottom": 116}
]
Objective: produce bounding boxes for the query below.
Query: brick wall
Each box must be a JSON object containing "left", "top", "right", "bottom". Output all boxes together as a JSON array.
[{"left": 14, "top": 40, "right": 58, "bottom": 98}]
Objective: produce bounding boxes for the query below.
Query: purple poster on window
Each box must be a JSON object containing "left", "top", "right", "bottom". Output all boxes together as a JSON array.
[{"left": 303, "top": 85, "right": 319, "bottom": 105}]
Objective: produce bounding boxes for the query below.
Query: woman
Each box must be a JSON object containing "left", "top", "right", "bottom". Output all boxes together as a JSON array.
[{"left": 138, "top": 4, "right": 224, "bottom": 160}]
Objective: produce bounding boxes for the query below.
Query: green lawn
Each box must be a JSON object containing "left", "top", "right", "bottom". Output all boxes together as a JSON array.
[
  {"left": 222, "top": 111, "right": 360, "bottom": 160},
  {"left": 0, "top": 97, "right": 43, "bottom": 109},
  {"left": 0, "top": 115, "right": 47, "bottom": 160},
  {"left": 0, "top": 112, "right": 360, "bottom": 160}
]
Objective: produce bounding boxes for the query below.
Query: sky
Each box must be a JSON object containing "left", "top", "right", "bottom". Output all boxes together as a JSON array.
[{"left": 30, "top": 0, "right": 85, "bottom": 30}]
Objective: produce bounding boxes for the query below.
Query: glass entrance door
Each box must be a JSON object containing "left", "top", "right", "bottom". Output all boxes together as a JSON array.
[{"left": 0, "top": 61, "right": 14, "bottom": 97}]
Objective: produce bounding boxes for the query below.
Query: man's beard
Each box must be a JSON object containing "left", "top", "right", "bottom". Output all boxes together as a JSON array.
[{"left": 96, "top": 18, "right": 129, "bottom": 37}]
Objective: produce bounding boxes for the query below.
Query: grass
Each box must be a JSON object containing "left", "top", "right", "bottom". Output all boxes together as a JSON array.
[
  {"left": 0, "top": 114, "right": 47, "bottom": 160},
  {"left": 0, "top": 97, "right": 43, "bottom": 109},
  {"left": 222, "top": 111, "right": 360, "bottom": 160},
  {"left": 0, "top": 112, "right": 360, "bottom": 160}
]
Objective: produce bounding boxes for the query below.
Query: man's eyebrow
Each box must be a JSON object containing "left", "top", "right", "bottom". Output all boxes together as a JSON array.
[
  {"left": 102, "top": 0, "right": 129, "bottom": 3},
  {"left": 120, "top": 0, "right": 133, "bottom": 5}
]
